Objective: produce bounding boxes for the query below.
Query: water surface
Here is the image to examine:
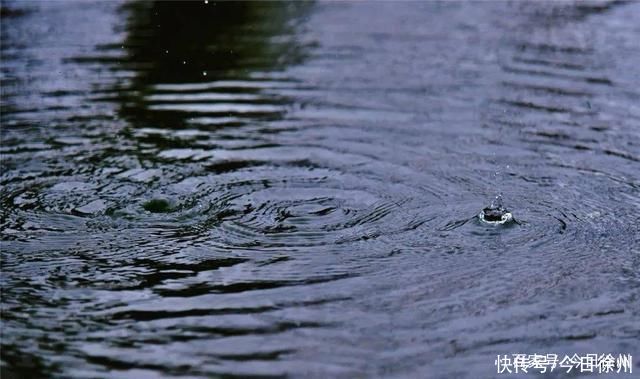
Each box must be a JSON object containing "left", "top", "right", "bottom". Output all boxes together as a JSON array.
[{"left": 1, "top": 1, "right": 639, "bottom": 378}]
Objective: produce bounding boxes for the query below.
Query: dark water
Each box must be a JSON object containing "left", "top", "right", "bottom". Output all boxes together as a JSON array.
[{"left": 1, "top": 1, "right": 640, "bottom": 378}]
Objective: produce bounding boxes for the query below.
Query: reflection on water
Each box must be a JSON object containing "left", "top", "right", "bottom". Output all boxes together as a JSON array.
[
  {"left": 2, "top": 0, "right": 640, "bottom": 378},
  {"left": 114, "top": 1, "right": 311, "bottom": 130}
]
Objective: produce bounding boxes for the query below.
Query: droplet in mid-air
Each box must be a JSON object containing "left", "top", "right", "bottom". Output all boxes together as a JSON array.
[{"left": 479, "top": 194, "right": 513, "bottom": 225}]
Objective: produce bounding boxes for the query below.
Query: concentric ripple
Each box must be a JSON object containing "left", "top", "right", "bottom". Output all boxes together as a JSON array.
[{"left": 2, "top": 1, "right": 640, "bottom": 378}]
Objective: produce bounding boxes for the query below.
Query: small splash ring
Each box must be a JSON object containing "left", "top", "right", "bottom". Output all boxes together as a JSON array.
[{"left": 478, "top": 209, "right": 513, "bottom": 225}]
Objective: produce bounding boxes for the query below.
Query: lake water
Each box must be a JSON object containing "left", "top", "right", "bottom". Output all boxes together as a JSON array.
[{"left": 1, "top": 1, "right": 639, "bottom": 378}]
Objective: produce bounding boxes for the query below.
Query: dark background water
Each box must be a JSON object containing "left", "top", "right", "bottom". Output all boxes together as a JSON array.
[{"left": 1, "top": 1, "right": 639, "bottom": 378}]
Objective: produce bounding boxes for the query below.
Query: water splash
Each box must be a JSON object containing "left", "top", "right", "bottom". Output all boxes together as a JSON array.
[{"left": 479, "top": 194, "right": 513, "bottom": 225}]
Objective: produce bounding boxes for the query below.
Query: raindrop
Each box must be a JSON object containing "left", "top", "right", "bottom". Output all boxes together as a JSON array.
[
  {"left": 479, "top": 194, "right": 513, "bottom": 225},
  {"left": 490, "top": 194, "right": 503, "bottom": 209}
]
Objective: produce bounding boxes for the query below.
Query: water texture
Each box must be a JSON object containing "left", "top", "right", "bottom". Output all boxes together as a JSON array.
[{"left": 1, "top": 1, "right": 639, "bottom": 378}]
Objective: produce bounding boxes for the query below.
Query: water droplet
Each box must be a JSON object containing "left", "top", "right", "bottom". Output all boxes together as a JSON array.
[
  {"left": 479, "top": 194, "right": 513, "bottom": 225},
  {"left": 490, "top": 194, "right": 503, "bottom": 209}
]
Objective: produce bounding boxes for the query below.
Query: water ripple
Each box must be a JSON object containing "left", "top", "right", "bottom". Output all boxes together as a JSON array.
[{"left": 2, "top": 1, "right": 640, "bottom": 378}]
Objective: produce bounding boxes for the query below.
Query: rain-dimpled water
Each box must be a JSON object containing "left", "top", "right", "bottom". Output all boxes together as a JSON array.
[{"left": 1, "top": 1, "right": 639, "bottom": 378}]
